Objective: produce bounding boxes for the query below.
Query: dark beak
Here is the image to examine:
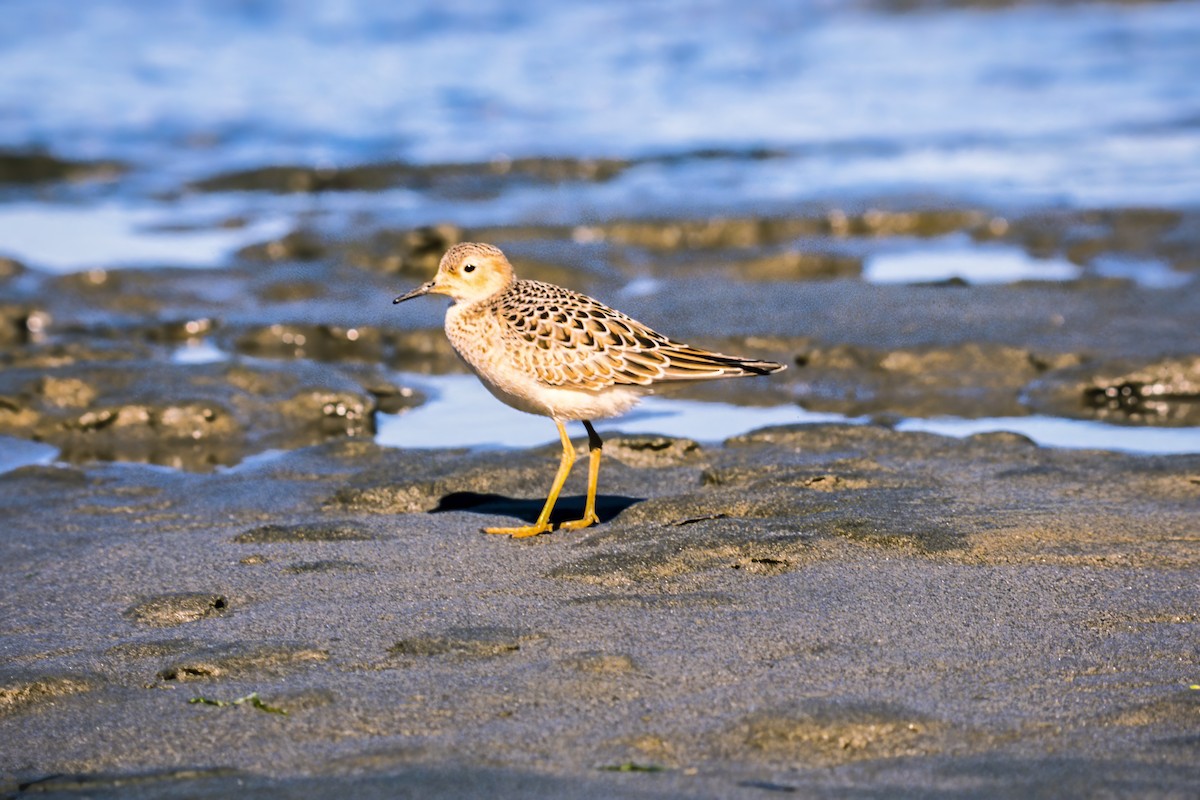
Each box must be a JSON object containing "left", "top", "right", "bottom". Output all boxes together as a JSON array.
[{"left": 393, "top": 281, "right": 435, "bottom": 304}]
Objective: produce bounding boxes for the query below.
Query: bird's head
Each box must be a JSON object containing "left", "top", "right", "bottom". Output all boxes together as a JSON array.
[{"left": 393, "top": 242, "right": 514, "bottom": 305}]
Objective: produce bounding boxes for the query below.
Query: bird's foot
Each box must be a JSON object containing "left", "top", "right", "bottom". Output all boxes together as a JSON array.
[
  {"left": 483, "top": 522, "right": 552, "bottom": 539},
  {"left": 483, "top": 512, "right": 598, "bottom": 538},
  {"left": 556, "top": 513, "right": 599, "bottom": 532}
]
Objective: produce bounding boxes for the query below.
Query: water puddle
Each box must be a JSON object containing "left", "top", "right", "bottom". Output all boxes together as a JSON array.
[
  {"left": 216, "top": 448, "right": 290, "bottom": 473},
  {"left": 0, "top": 436, "right": 59, "bottom": 474},
  {"left": 375, "top": 374, "right": 821, "bottom": 449},
  {"left": 1090, "top": 254, "right": 1192, "bottom": 289},
  {"left": 0, "top": 200, "right": 291, "bottom": 272},
  {"left": 862, "top": 235, "right": 1192, "bottom": 288},
  {"left": 376, "top": 373, "right": 1200, "bottom": 455},
  {"left": 864, "top": 238, "right": 1080, "bottom": 285},
  {"left": 170, "top": 338, "right": 230, "bottom": 365},
  {"left": 896, "top": 416, "right": 1200, "bottom": 456}
]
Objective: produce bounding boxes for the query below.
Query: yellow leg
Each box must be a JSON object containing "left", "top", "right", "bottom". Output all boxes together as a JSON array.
[
  {"left": 485, "top": 420, "right": 577, "bottom": 538},
  {"left": 557, "top": 420, "right": 602, "bottom": 531}
]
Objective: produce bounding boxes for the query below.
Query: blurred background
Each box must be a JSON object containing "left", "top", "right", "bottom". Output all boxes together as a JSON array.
[
  {"left": 1, "top": 0, "right": 1199, "bottom": 467},
  {"left": 4, "top": 1, "right": 1200, "bottom": 226}
]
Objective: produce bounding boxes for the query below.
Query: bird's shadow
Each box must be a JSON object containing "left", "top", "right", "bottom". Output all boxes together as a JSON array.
[{"left": 431, "top": 492, "right": 642, "bottom": 526}]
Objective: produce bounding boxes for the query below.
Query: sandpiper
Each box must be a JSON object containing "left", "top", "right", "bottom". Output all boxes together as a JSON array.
[{"left": 394, "top": 242, "right": 785, "bottom": 537}]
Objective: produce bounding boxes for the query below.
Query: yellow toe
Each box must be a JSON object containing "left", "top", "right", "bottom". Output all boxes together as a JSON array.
[
  {"left": 556, "top": 513, "right": 599, "bottom": 532},
  {"left": 483, "top": 523, "right": 552, "bottom": 539}
]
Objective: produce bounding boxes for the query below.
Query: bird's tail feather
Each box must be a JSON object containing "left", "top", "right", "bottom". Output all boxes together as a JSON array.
[{"left": 659, "top": 345, "right": 786, "bottom": 380}]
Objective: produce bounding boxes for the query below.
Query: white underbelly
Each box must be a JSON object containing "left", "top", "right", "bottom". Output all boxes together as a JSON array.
[{"left": 472, "top": 363, "right": 644, "bottom": 421}]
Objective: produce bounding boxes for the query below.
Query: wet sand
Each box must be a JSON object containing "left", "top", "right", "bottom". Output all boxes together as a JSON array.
[
  {"left": 1, "top": 426, "right": 1198, "bottom": 798},
  {"left": 2, "top": 171, "right": 1200, "bottom": 796}
]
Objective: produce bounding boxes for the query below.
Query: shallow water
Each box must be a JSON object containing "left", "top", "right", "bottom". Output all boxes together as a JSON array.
[
  {"left": 5, "top": 374, "right": 1193, "bottom": 478},
  {"left": 863, "top": 236, "right": 1082, "bottom": 285},
  {"left": 170, "top": 338, "right": 233, "bottom": 365},
  {"left": 375, "top": 373, "right": 823, "bottom": 449},
  {"left": 0, "top": 199, "right": 292, "bottom": 272},
  {"left": 3, "top": 1, "right": 1200, "bottom": 230},
  {"left": 377, "top": 373, "right": 1200, "bottom": 455},
  {"left": 896, "top": 414, "right": 1200, "bottom": 455},
  {"left": 0, "top": 436, "right": 58, "bottom": 474},
  {"left": 3, "top": 1, "right": 1199, "bottom": 276}
]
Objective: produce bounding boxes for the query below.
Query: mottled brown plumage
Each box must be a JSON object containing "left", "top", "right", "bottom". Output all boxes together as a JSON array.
[
  {"left": 393, "top": 242, "right": 785, "bottom": 538},
  {"left": 484, "top": 276, "right": 780, "bottom": 389}
]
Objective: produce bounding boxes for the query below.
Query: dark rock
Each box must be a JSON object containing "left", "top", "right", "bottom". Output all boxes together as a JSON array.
[
  {"left": 236, "top": 229, "right": 327, "bottom": 262},
  {"left": 0, "top": 149, "right": 125, "bottom": 184},
  {"left": 231, "top": 323, "right": 384, "bottom": 363},
  {"left": 0, "top": 359, "right": 378, "bottom": 470},
  {"left": 1026, "top": 355, "right": 1200, "bottom": 426}
]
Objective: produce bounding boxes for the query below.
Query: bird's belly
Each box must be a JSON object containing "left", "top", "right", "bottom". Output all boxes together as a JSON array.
[
  {"left": 482, "top": 375, "right": 642, "bottom": 421},
  {"left": 445, "top": 305, "right": 644, "bottom": 421}
]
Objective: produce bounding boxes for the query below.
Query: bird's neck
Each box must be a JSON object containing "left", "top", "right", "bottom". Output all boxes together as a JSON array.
[{"left": 452, "top": 279, "right": 513, "bottom": 308}]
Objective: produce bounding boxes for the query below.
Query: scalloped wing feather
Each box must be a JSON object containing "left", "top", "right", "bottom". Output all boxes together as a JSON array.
[{"left": 492, "top": 280, "right": 783, "bottom": 390}]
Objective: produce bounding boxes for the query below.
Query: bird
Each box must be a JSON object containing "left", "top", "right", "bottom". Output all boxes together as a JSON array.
[{"left": 393, "top": 242, "right": 785, "bottom": 538}]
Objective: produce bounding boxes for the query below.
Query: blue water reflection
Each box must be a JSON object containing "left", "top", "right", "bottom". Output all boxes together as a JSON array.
[
  {"left": 376, "top": 373, "right": 1200, "bottom": 455},
  {"left": 1, "top": 0, "right": 1196, "bottom": 207}
]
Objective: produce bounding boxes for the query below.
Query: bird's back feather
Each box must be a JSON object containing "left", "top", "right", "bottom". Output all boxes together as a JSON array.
[{"left": 486, "top": 280, "right": 785, "bottom": 390}]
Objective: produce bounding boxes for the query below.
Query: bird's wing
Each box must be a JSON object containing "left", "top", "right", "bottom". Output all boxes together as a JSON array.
[{"left": 494, "top": 280, "right": 783, "bottom": 390}]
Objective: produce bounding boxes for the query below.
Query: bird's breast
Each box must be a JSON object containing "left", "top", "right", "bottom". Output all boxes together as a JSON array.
[{"left": 443, "top": 303, "right": 643, "bottom": 421}]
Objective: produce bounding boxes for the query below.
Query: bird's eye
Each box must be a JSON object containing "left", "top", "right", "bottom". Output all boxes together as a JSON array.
[{"left": 463, "top": 263, "right": 476, "bottom": 273}]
